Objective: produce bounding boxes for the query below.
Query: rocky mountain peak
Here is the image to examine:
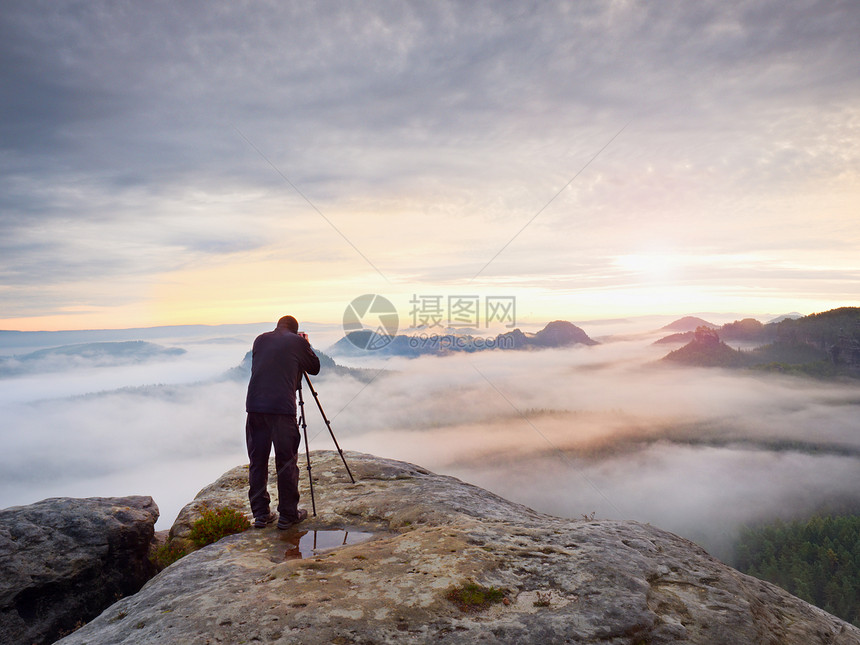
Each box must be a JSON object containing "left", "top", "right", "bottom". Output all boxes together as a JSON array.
[{"left": 531, "top": 320, "right": 598, "bottom": 347}]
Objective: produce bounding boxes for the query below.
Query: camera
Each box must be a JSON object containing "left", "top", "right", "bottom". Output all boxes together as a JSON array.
[{"left": 298, "top": 331, "right": 308, "bottom": 340}]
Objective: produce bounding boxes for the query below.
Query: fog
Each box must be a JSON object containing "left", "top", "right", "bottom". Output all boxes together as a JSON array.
[{"left": 1, "top": 321, "right": 858, "bottom": 562}]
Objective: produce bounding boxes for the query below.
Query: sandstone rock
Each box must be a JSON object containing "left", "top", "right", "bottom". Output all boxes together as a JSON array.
[
  {"left": 0, "top": 495, "right": 158, "bottom": 645},
  {"left": 59, "top": 453, "right": 859, "bottom": 644}
]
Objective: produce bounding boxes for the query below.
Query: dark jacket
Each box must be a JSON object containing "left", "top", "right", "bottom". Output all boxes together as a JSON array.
[{"left": 245, "top": 327, "right": 321, "bottom": 415}]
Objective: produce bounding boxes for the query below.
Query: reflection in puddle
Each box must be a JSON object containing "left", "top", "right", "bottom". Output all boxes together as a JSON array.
[{"left": 278, "top": 528, "right": 375, "bottom": 560}]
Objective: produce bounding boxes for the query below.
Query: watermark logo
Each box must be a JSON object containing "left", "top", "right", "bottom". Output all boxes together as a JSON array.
[
  {"left": 343, "top": 294, "right": 517, "bottom": 351},
  {"left": 343, "top": 294, "right": 399, "bottom": 350},
  {"left": 407, "top": 333, "right": 517, "bottom": 351},
  {"left": 410, "top": 294, "right": 516, "bottom": 329}
]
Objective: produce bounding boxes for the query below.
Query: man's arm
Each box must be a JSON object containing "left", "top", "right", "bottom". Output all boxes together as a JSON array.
[{"left": 301, "top": 339, "right": 321, "bottom": 376}]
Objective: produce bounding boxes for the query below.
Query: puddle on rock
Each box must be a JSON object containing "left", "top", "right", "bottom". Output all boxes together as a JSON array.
[{"left": 272, "top": 528, "right": 376, "bottom": 561}]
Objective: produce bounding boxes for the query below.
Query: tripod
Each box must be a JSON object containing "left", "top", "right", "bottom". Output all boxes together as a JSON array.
[{"left": 296, "top": 372, "right": 355, "bottom": 516}]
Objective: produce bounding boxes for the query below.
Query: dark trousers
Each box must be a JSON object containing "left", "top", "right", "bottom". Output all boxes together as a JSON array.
[{"left": 246, "top": 412, "right": 301, "bottom": 520}]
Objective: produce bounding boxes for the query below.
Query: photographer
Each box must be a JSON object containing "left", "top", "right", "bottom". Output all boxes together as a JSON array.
[{"left": 245, "top": 315, "right": 320, "bottom": 529}]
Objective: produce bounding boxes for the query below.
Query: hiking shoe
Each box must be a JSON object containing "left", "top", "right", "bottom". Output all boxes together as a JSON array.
[
  {"left": 253, "top": 511, "right": 278, "bottom": 529},
  {"left": 277, "top": 508, "right": 308, "bottom": 530}
]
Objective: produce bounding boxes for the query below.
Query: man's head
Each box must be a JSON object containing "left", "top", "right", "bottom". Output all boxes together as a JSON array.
[{"left": 277, "top": 315, "right": 299, "bottom": 333}]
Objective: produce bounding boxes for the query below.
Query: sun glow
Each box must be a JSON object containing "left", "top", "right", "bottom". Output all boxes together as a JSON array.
[{"left": 613, "top": 253, "right": 680, "bottom": 283}]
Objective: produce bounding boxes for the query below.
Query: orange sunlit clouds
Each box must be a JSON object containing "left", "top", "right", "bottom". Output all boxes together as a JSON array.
[
  {"left": 148, "top": 250, "right": 387, "bottom": 327},
  {"left": 0, "top": 302, "right": 154, "bottom": 333}
]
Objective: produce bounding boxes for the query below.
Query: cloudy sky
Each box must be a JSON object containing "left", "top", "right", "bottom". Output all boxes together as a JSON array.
[{"left": 2, "top": 1, "right": 859, "bottom": 331}]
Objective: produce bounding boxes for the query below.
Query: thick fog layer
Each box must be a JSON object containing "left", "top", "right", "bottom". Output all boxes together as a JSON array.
[{"left": 1, "top": 321, "right": 858, "bottom": 562}]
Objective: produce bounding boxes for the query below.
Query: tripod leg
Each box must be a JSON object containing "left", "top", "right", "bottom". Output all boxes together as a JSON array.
[
  {"left": 297, "top": 383, "right": 317, "bottom": 516},
  {"left": 303, "top": 372, "right": 356, "bottom": 484}
]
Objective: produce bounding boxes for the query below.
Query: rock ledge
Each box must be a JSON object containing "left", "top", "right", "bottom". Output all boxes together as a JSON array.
[{"left": 59, "top": 452, "right": 859, "bottom": 644}]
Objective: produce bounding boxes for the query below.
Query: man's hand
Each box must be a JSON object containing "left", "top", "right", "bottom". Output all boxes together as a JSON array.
[{"left": 298, "top": 331, "right": 308, "bottom": 341}]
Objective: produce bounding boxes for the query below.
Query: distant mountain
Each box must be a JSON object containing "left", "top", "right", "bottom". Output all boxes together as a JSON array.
[
  {"left": 767, "top": 312, "right": 804, "bottom": 324},
  {"left": 748, "top": 342, "right": 828, "bottom": 366},
  {"left": 0, "top": 341, "right": 186, "bottom": 377},
  {"left": 653, "top": 331, "right": 694, "bottom": 345},
  {"left": 655, "top": 317, "right": 768, "bottom": 345},
  {"left": 662, "top": 327, "right": 750, "bottom": 368},
  {"left": 327, "top": 333, "right": 428, "bottom": 358},
  {"left": 222, "top": 348, "right": 378, "bottom": 383},
  {"left": 327, "top": 320, "right": 597, "bottom": 358},
  {"left": 771, "top": 307, "right": 860, "bottom": 347},
  {"left": 661, "top": 316, "right": 718, "bottom": 332},
  {"left": 661, "top": 308, "right": 860, "bottom": 377},
  {"left": 720, "top": 318, "right": 768, "bottom": 342},
  {"left": 529, "top": 320, "right": 599, "bottom": 347},
  {"left": 0, "top": 323, "right": 271, "bottom": 350}
]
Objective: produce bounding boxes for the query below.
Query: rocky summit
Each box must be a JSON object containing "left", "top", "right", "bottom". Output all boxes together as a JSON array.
[{"left": 59, "top": 452, "right": 858, "bottom": 645}]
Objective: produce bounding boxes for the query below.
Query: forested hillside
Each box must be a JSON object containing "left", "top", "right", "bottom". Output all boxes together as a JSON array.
[{"left": 734, "top": 514, "right": 860, "bottom": 626}]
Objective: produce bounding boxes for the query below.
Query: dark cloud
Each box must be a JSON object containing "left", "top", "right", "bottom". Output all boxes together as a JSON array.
[{"left": 5, "top": 1, "right": 856, "bottom": 181}]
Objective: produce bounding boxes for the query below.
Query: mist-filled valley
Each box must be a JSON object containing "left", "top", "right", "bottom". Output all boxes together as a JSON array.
[{"left": 1, "top": 318, "right": 858, "bottom": 563}]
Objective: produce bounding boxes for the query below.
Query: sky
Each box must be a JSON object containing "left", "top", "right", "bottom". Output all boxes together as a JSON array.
[{"left": 1, "top": 1, "right": 859, "bottom": 331}]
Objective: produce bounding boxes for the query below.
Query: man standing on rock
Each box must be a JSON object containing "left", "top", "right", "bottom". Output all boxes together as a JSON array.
[{"left": 245, "top": 315, "right": 320, "bottom": 529}]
